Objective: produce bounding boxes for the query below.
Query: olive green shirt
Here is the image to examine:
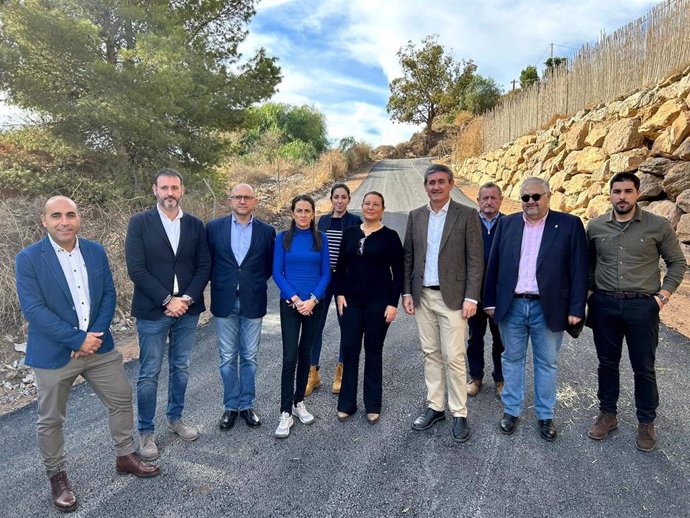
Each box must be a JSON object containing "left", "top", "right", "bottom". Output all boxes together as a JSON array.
[{"left": 586, "top": 205, "right": 687, "bottom": 294}]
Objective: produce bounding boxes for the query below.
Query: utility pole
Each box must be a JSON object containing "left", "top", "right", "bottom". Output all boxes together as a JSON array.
[
  {"left": 550, "top": 42, "right": 554, "bottom": 59},
  {"left": 511, "top": 79, "right": 518, "bottom": 92}
]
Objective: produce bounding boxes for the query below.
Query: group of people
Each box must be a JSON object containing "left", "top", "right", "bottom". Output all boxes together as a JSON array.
[{"left": 15, "top": 164, "right": 687, "bottom": 513}]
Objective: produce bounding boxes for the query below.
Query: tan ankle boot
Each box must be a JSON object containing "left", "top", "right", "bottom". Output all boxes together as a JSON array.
[
  {"left": 332, "top": 362, "right": 344, "bottom": 394},
  {"left": 305, "top": 366, "right": 321, "bottom": 396}
]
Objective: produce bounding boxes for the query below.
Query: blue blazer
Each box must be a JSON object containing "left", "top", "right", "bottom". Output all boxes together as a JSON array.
[
  {"left": 125, "top": 207, "right": 210, "bottom": 320},
  {"left": 483, "top": 210, "right": 588, "bottom": 332},
  {"left": 206, "top": 216, "right": 276, "bottom": 319},
  {"left": 15, "top": 237, "right": 116, "bottom": 369}
]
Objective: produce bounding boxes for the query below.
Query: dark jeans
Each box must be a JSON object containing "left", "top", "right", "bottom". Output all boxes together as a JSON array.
[
  {"left": 310, "top": 279, "right": 344, "bottom": 366},
  {"left": 279, "top": 299, "right": 327, "bottom": 413},
  {"left": 589, "top": 292, "right": 660, "bottom": 423},
  {"left": 337, "top": 299, "right": 391, "bottom": 415},
  {"left": 467, "top": 309, "right": 504, "bottom": 382}
]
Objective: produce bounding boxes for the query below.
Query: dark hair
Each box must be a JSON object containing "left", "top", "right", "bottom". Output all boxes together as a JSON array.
[
  {"left": 424, "top": 164, "right": 454, "bottom": 184},
  {"left": 283, "top": 194, "right": 322, "bottom": 251},
  {"left": 362, "top": 191, "right": 385, "bottom": 209},
  {"left": 609, "top": 171, "right": 640, "bottom": 190},
  {"left": 154, "top": 167, "right": 183, "bottom": 186},
  {"left": 330, "top": 183, "right": 351, "bottom": 198},
  {"left": 479, "top": 182, "right": 502, "bottom": 196}
]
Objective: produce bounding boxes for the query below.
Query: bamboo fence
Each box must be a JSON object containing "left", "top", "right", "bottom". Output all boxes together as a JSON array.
[{"left": 482, "top": 0, "right": 690, "bottom": 151}]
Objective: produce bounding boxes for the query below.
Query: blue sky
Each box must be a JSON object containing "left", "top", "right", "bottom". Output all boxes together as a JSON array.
[{"left": 240, "top": 0, "right": 661, "bottom": 147}]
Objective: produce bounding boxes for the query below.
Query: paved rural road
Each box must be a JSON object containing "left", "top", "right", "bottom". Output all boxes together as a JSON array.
[{"left": 2, "top": 159, "right": 690, "bottom": 517}]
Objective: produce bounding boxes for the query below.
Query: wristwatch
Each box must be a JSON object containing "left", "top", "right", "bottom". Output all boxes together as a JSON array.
[
  {"left": 655, "top": 292, "right": 669, "bottom": 304},
  {"left": 310, "top": 293, "right": 319, "bottom": 304},
  {"left": 182, "top": 295, "right": 194, "bottom": 305}
]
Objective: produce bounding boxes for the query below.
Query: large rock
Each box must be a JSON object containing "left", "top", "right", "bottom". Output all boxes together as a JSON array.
[
  {"left": 565, "top": 121, "right": 590, "bottom": 151},
  {"left": 650, "top": 128, "right": 676, "bottom": 158},
  {"left": 585, "top": 195, "right": 612, "bottom": 219},
  {"left": 674, "top": 136, "right": 690, "bottom": 160},
  {"left": 675, "top": 214, "right": 690, "bottom": 243},
  {"left": 585, "top": 123, "right": 609, "bottom": 147},
  {"left": 563, "top": 147, "right": 608, "bottom": 174},
  {"left": 662, "top": 161, "right": 690, "bottom": 199},
  {"left": 587, "top": 182, "right": 606, "bottom": 198},
  {"left": 646, "top": 200, "right": 682, "bottom": 228},
  {"left": 675, "top": 189, "right": 690, "bottom": 213},
  {"left": 670, "top": 110, "right": 690, "bottom": 147},
  {"left": 549, "top": 191, "right": 567, "bottom": 211},
  {"left": 639, "top": 98, "right": 686, "bottom": 137},
  {"left": 564, "top": 174, "right": 592, "bottom": 194},
  {"left": 609, "top": 148, "right": 649, "bottom": 173},
  {"left": 638, "top": 173, "right": 665, "bottom": 200},
  {"left": 602, "top": 118, "right": 644, "bottom": 154},
  {"left": 550, "top": 170, "right": 574, "bottom": 192},
  {"left": 638, "top": 157, "right": 676, "bottom": 176},
  {"left": 592, "top": 160, "right": 611, "bottom": 183}
]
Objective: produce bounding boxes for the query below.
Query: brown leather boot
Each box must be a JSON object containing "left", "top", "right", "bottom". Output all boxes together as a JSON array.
[
  {"left": 332, "top": 362, "right": 344, "bottom": 394},
  {"left": 305, "top": 366, "right": 321, "bottom": 396},
  {"left": 49, "top": 471, "right": 78, "bottom": 513},
  {"left": 636, "top": 422, "right": 656, "bottom": 452},
  {"left": 116, "top": 452, "right": 161, "bottom": 478},
  {"left": 588, "top": 412, "right": 618, "bottom": 440},
  {"left": 467, "top": 378, "right": 482, "bottom": 397}
]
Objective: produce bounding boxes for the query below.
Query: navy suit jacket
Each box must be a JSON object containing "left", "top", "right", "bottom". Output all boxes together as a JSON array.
[
  {"left": 15, "top": 236, "right": 116, "bottom": 369},
  {"left": 483, "top": 210, "right": 588, "bottom": 332},
  {"left": 206, "top": 216, "right": 276, "bottom": 319},
  {"left": 125, "top": 207, "right": 210, "bottom": 320}
]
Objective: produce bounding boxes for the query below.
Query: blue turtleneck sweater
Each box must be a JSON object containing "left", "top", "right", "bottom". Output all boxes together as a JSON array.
[{"left": 273, "top": 228, "right": 330, "bottom": 301}]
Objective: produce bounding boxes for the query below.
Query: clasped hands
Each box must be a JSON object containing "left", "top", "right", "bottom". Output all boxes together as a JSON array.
[
  {"left": 291, "top": 296, "right": 317, "bottom": 316},
  {"left": 164, "top": 296, "right": 191, "bottom": 318},
  {"left": 71, "top": 331, "right": 103, "bottom": 359}
]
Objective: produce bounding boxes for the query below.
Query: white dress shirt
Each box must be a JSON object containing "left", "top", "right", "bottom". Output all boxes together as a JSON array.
[
  {"left": 423, "top": 199, "right": 450, "bottom": 286},
  {"left": 157, "top": 205, "right": 184, "bottom": 294},
  {"left": 49, "top": 235, "right": 91, "bottom": 332}
]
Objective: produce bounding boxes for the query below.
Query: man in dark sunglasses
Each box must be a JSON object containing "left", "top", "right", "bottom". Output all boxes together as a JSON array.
[{"left": 484, "top": 177, "right": 588, "bottom": 442}]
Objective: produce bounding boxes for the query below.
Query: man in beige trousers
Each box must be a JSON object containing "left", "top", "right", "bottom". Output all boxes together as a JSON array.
[{"left": 403, "top": 164, "right": 484, "bottom": 442}]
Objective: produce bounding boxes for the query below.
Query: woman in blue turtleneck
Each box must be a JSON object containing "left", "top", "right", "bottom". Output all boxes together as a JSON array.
[{"left": 272, "top": 194, "right": 330, "bottom": 438}]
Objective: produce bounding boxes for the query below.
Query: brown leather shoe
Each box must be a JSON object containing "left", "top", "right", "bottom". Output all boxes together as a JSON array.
[
  {"left": 49, "top": 471, "right": 78, "bottom": 513},
  {"left": 587, "top": 412, "right": 618, "bottom": 440},
  {"left": 495, "top": 382, "right": 504, "bottom": 398},
  {"left": 635, "top": 422, "right": 656, "bottom": 452},
  {"left": 116, "top": 452, "right": 161, "bottom": 478},
  {"left": 467, "top": 378, "right": 482, "bottom": 397}
]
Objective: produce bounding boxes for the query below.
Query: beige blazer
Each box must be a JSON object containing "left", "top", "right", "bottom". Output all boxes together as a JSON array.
[{"left": 403, "top": 199, "right": 484, "bottom": 310}]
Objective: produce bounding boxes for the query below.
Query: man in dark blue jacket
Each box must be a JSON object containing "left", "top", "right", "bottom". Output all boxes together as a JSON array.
[
  {"left": 125, "top": 169, "right": 210, "bottom": 460},
  {"left": 484, "top": 177, "right": 588, "bottom": 442},
  {"left": 206, "top": 183, "right": 275, "bottom": 430},
  {"left": 16, "top": 197, "right": 158, "bottom": 513},
  {"left": 466, "top": 182, "right": 504, "bottom": 399}
]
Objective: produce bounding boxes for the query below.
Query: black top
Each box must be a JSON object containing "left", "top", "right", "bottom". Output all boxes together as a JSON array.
[{"left": 334, "top": 225, "right": 404, "bottom": 306}]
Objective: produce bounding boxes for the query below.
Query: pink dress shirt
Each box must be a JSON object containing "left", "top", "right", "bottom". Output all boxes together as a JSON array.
[{"left": 514, "top": 212, "right": 548, "bottom": 294}]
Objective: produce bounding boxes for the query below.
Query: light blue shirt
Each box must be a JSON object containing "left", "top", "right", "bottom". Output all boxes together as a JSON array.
[
  {"left": 231, "top": 214, "right": 253, "bottom": 266},
  {"left": 48, "top": 235, "right": 91, "bottom": 332}
]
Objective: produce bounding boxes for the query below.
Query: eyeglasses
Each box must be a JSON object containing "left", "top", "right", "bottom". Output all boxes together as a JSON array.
[
  {"left": 230, "top": 195, "right": 254, "bottom": 202},
  {"left": 521, "top": 193, "right": 546, "bottom": 202},
  {"left": 357, "top": 236, "right": 367, "bottom": 256}
]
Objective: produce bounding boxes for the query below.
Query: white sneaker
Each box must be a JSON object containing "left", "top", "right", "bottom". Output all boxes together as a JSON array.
[
  {"left": 275, "top": 412, "right": 294, "bottom": 438},
  {"left": 292, "top": 401, "right": 315, "bottom": 425}
]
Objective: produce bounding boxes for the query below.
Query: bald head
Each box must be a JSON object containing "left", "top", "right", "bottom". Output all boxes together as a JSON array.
[
  {"left": 229, "top": 183, "right": 257, "bottom": 222},
  {"left": 41, "top": 196, "right": 81, "bottom": 252}
]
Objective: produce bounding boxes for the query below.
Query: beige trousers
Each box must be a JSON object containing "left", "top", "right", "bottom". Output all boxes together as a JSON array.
[
  {"left": 414, "top": 288, "right": 469, "bottom": 417},
  {"left": 34, "top": 349, "right": 135, "bottom": 478}
]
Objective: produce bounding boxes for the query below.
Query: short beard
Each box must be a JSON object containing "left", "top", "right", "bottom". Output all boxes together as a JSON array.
[{"left": 613, "top": 203, "right": 633, "bottom": 215}]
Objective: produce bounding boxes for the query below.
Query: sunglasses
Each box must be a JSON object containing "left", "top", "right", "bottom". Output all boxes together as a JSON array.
[
  {"left": 521, "top": 193, "right": 546, "bottom": 202},
  {"left": 357, "top": 236, "right": 367, "bottom": 256}
]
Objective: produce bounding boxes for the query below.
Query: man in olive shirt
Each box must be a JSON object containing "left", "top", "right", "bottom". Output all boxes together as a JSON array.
[{"left": 586, "top": 172, "right": 686, "bottom": 452}]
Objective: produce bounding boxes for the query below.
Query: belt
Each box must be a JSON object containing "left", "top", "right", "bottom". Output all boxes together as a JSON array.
[
  {"left": 594, "top": 289, "right": 651, "bottom": 299},
  {"left": 424, "top": 285, "right": 441, "bottom": 291},
  {"left": 513, "top": 293, "right": 540, "bottom": 300}
]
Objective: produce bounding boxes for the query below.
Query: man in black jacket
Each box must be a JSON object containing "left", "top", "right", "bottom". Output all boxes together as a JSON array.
[{"left": 125, "top": 168, "right": 210, "bottom": 461}]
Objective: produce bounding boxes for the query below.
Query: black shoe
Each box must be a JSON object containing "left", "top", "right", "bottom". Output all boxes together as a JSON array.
[
  {"left": 538, "top": 419, "right": 557, "bottom": 442},
  {"left": 451, "top": 417, "right": 470, "bottom": 443},
  {"left": 499, "top": 413, "right": 518, "bottom": 435},
  {"left": 240, "top": 409, "right": 261, "bottom": 428},
  {"left": 412, "top": 408, "right": 445, "bottom": 431},
  {"left": 219, "top": 410, "right": 238, "bottom": 431}
]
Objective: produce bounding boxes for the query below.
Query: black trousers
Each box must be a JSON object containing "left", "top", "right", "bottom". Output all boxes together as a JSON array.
[
  {"left": 467, "top": 309, "right": 504, "bottom": 382},
  {"left": 588, "top": 292, "right": 660, "bottom": 423},
  {"left": 279, "top": 300, "right": 327, "bottom": 414},
  {"left": 337, "top": 299, "right": 391, "bottom": 415}
]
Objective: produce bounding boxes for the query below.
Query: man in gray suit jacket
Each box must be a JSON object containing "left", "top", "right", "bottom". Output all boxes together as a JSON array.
[{"left": 403, "top": 164, "right": 484, "bottom": 442}]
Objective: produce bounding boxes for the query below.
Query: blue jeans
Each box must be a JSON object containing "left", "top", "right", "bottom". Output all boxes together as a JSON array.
[
  {"left": 215, "top": 299, "right": 263, "bottom": 411},
  {"left": 498, "top": 298, "right": 563, "bottom": 420},
  {"left": 136, "top": 314, "right": 199, "bottom": 434},
  {"left": 310, "top": 280, "right": 344, "bottom": 366}
]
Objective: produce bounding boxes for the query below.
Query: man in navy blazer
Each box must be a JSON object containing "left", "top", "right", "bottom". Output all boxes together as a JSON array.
[
  {"left": 206, "top": 183, "right": 275, "bottom": 430},
  {"left": 125, "top": 168, "right": 210, "bottom": 460},
  {"left": 484, "top": 177, "right": 587, "bottom": 442},
  {"left": 16, "top": 197, "right": 158, "bottom": 513}
]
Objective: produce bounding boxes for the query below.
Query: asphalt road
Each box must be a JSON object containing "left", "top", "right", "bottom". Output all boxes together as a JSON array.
[{"left": 2, "top": 158, "right": 690, "bottom": 517}]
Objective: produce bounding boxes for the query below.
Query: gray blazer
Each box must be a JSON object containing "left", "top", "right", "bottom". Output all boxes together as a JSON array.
[{"left": 403, "top": 199, "right": 484, "bottom": 310}]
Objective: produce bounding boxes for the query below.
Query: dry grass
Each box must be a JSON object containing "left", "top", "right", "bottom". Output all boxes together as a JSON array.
[{"left": 451, "top": 117, "right": 484, "bottom": 161}]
